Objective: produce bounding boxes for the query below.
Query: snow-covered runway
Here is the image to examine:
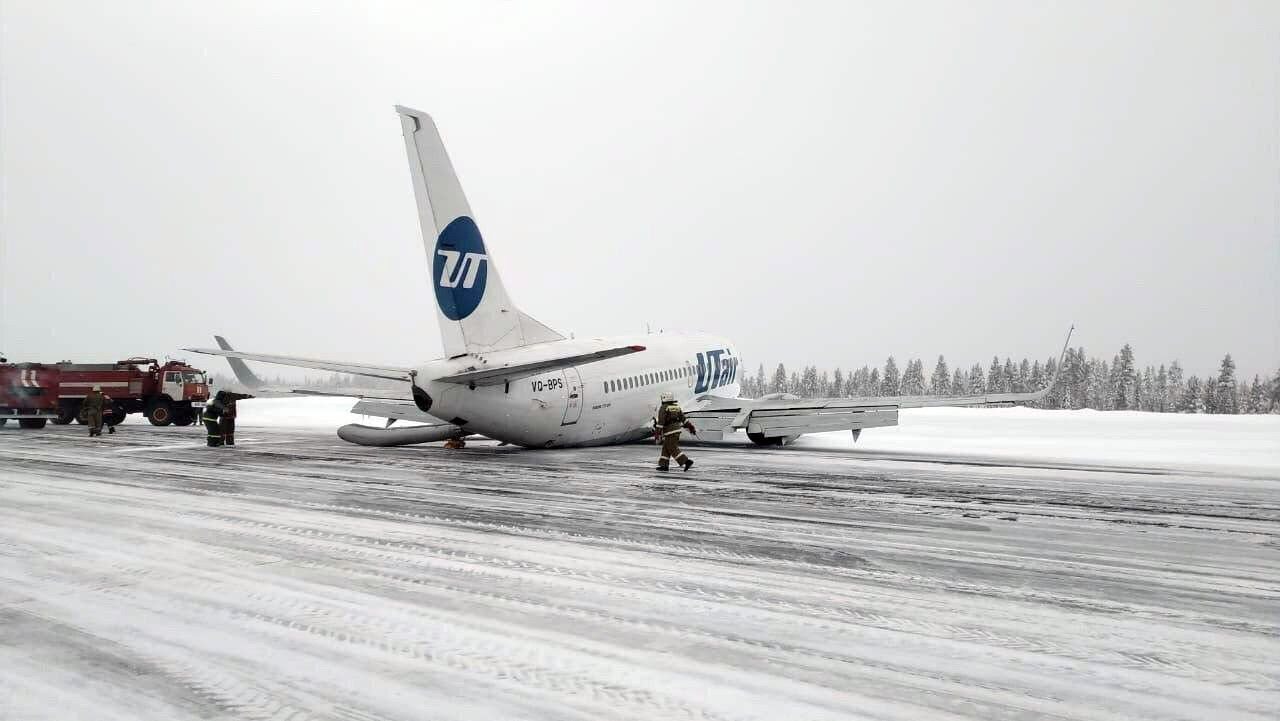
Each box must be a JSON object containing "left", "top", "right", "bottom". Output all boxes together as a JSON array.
[{"left": 1, "top": 412, "right": 1277, "bottom": 720}]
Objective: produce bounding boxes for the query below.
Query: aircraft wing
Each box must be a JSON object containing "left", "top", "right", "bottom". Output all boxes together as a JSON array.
[
  {"left": 686, "top": 386, "right": 1055, "bottom": 441},
  {"left": 687, "top": 327, "right": 1073, "bottom": 443},
  {"left": 184, "top": 348, "right": 414, "bottom": 382},
  {"left": 435, "top": 345, "right": 646, "bottom": 386}
]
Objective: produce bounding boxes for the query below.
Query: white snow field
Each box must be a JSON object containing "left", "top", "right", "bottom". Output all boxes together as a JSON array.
[{"left": 1, "top": 404, "right": 1277, "bottom": 721}]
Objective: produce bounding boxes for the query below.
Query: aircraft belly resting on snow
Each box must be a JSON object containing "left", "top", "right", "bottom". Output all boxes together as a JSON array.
[{"left": 187, "top": 106, "right": 1068, "bottom": 449}]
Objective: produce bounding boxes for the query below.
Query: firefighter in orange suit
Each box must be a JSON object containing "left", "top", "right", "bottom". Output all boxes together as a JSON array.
[{"left": 654, "top": 392, "right": 695, "bottom": 471}]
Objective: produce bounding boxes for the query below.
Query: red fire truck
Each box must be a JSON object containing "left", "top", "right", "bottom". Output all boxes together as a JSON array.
[{"left": 0, "top": 358, "right": 210, "bottom": 429}]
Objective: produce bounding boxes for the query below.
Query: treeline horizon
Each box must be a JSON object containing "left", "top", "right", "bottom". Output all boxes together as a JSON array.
[
  {"left": 208, "top": 347, "right": 1280, "bottom": 415},
  {"left": 739, "top": 346, "right": 1280, "bottom": 414}
]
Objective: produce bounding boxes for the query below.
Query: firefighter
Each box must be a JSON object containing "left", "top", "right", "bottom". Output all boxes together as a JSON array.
[
  {"left": 654, "top": 391, "right": 696, "bottom": 471},
  {"left": 202, "top": 390, "right": 253, "bottom": 447},
  {"left": 218, "top": 392, "right": 251, "bottom": 446},
  {"left": 81, "top": 385, "right": 115, "bottom": 437}
]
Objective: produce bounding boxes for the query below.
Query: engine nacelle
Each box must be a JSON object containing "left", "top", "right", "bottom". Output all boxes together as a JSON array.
[{"left": 337, "top": 423, "right": 464, "bottom": 447}]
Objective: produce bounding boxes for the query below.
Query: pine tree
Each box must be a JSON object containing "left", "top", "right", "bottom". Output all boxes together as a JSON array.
[
  {"left": 1181, "top": 375, "right": 1202, "bottom": 413},
  {"left": 901, "top": 359, "right": 925, "bottom": 395},
  {"left": 1201, "top": 374, "right": 1216, "bottom": 414},
  {"left": 1029, "top": 361, "right": 1045, "bottom": 407},
  {"left": 1043, "top": 357, "right": 1061, "bottom": 408},
  {"left": 951, "top": 368, "right": 965, "bottom": 396},
  {"left": 1139, "top": 366, "right": 1154, "bottom": 412},
  {"left": 1213, "top": 354, "right": 1238, "bottom": 414},
  {"left": 1155, "top": 365, "right": 1168, "bottom": 412},
  {"left": 1015, "top": 359, "right": 1030, "bottom": 393},
  {"left": 832, "top": 368, "right": 844, "bottom": 398},
  {"left": 1071, "top": 348, "right": 1090, "bottom": 409},
  {"left": 1269, "top": 367, "right": 1280, "bottom": 413},
  {"left": 1114, "top": 344, "right": 1136, "bottom": 410},
  {"left": 868, "top": 368, "right": 880, "bottom": 396},
  {"left": 882, "top": 357, "right": 900, "bottom": 396},
  {"left": 755, "top": 364, "right": 766, "bottom": 398},
  {"left": 850, "top": 366, "right": 867, "bottom": 396},
  {"left": 801, "top": 366, "right": 818, "bottom": 397},
  {"left": 930, "top": 356, "right": 950, "bottom": 395},
  {"left": 987, "top": 356, "right": 1002, "bottom": 394},
  {"left": 988, "top": 358, "right": 1008, "bottom": 394},
  {"left": 969, "top": 363, "right": 986, "bottom": 395},
  {"left": 1166, "top": 360, "right": 1184, "bottom": 411},
  {"left": 788, "top": 371, "right": 800, "bottom": 395},
  {"left": 1092, "top": 358, "right": 1110, "bottom": 409},
  {"left": 769, "top": 363, "right": 787, "bottom": 395}
]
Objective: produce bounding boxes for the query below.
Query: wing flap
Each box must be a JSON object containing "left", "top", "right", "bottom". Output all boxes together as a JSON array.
[{"left": 184, "top": 348, "right": 414, "bottom": 382}]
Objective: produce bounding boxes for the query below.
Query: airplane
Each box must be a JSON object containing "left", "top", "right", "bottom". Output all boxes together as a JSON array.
[{"left": 186, "top": 106, "right": 1070, "bottom": 450}]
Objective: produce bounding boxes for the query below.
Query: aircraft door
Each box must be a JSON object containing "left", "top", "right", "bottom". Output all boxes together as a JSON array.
[{"left": 561, "top": 367, "right": 582, "bottom": 426}]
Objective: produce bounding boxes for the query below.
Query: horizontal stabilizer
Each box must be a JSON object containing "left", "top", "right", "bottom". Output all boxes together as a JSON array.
[
  {"left": 184, "top": 348, "right": 414, "bottom": 382},
  {"left": 437, "top": 345, "right": 645, "bottom": 386},
  {"left": 350, "top": 399, "right": 438, "bottom": 422}
]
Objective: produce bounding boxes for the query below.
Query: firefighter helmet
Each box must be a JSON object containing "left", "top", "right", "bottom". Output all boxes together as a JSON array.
[{"left": 660, "top": 391, "right": 674, "bottom": 403}]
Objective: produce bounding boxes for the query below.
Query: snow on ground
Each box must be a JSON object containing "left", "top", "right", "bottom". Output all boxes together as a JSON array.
[
  {"left": 203, "top": 395, "right": 1280, "bottom": 476},
  {"left": 801, "top": 407, "right": 1280, "bottom": 475},
  {"left": 4, "top": 406, "right": 1277, "bottom": 720}
]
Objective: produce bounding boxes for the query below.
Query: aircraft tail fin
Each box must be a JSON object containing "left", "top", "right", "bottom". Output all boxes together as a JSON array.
[
  {"left": 395, "top": 106, "right": 563, "bottom": 357},
  {"left": 214, "top": 335, "right": 264, "bottom": 390}
]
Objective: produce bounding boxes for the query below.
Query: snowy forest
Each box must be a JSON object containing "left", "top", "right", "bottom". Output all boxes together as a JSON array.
[{"left": 739, "top": 346, "right": 1280, "bottom": 414}]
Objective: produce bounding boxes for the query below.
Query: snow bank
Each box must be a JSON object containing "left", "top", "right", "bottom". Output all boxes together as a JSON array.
[
  {"left": 799, "top": 406, "right": 1280, "bottom": 475},
  {"left": 230, "top": 396, "right": 395, "bottom": 429}
]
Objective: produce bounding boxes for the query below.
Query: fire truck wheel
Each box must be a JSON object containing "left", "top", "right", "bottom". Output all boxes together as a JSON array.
[
  {"left": 0, "top": 418, "right": 7, "bottom": 428},
  {"left": 172, "top": 411, "right": 195, "bottom": 426},
  {"left": 148, "top": 400, "right": 174, "bottom": 426},
  {"left": 105, "top": 405, "right": 127, "bottom": 426},
  {"left": 53, "top": 405, "right": 78, "bottom": 425},
  {"left": 19, "top": 418, "right": 48, "bottom": 429}
]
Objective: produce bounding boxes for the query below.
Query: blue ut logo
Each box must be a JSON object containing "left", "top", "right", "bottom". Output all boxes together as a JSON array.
[
  {"left": 695, "top": 349, "right": 738, "bottom": 393},
  {"left": 433, "top": 216, "right": 488, "bottom": 320}
]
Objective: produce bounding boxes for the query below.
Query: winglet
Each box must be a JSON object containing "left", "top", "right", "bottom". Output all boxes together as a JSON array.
[{"left": 214, "top": 335, "right": 265, "bottom": 391}]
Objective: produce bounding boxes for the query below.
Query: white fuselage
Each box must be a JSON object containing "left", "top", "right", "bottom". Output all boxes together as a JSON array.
[{"left": 415, "top": 332, "right": 741, "bottom": 448}]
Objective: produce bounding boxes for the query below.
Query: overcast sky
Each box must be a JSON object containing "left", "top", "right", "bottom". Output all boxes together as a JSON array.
[{"left": 2, "top": 1, "right": 1277, "bottom": 380}]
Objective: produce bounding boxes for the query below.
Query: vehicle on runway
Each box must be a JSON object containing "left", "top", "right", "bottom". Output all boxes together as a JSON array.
[
  {"left": 188, "top": 107, "right": 1069, "bottom": 449},
  {"left": 2, "top": 357, "right": 210, "bottom": 428}
]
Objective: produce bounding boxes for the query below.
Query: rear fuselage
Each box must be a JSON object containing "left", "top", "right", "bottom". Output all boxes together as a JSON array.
[{"left": 416, "top": 332, "right": 740, "bottom": 448}]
